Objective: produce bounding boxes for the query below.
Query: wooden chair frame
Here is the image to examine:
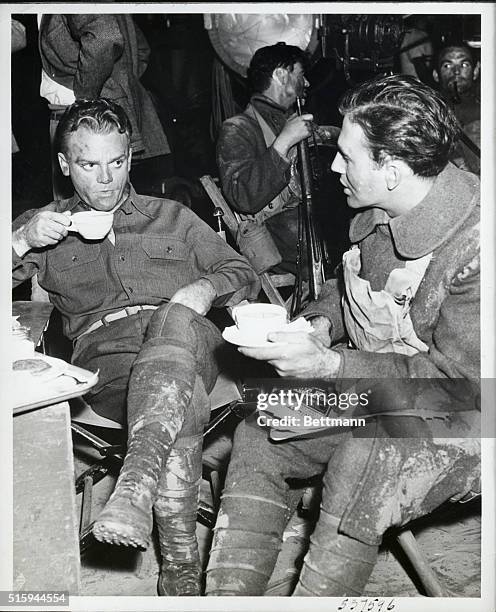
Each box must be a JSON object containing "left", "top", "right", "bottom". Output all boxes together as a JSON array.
[{"left": 200, "top": 174, "right": 296, "bottom": 312}]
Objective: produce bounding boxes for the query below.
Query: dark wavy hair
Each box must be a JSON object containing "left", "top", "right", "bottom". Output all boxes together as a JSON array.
[
  {"left": 56, "top": 98, "right": 132, "bottom": 154},
  {"left": 434, "top": 41, "right": 475, "bottom": 71},
  {"left": 339, "top": 74, "right": 460, "bottom": 177},
  {"left": 247, "top": 42, "right": 308, "bottom": 94}
]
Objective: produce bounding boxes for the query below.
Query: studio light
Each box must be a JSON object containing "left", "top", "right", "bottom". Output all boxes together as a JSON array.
[{"left": 204, "top": 13, "right": 319, "bottom": 77}]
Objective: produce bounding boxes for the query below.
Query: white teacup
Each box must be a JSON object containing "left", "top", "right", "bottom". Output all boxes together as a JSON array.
[
  {"left": 68, "top": 210, "right": 114, "bottom": 240},
  {"left": 232, "top": 303, "right": 287, "bottom": 343}
]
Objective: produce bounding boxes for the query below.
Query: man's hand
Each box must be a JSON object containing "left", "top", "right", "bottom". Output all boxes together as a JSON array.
[
  {"left": 12, "top": 211, "right": 72, "bottom": 257},
  {"left": 273, "top": 113, "right": 313, "bottom": 159},
  {"left": 238, "top": 330, "right": 341, "bottom": 379},
  {"left": 308, "top": 315, "right": 332, "bottom": 347},
  {"left": 170, "top": 278, "right": 217, "bottom": 316},
  {"left": 312, "top": 124, "right": 341, "bottom": 146}
]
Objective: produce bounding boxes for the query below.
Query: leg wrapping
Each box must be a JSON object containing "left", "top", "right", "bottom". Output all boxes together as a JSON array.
[
  {"left": 206, "top": 495, "right": 289, "bottom": 596},
  {"left": 293, "top": 510, "right": 378, "bottom": 596},
  {"left": 92, "top": 354, "right": 193, "bottom": 549},
  {"left": 155, "top": 434, "right": 203, "bottom": 596}
]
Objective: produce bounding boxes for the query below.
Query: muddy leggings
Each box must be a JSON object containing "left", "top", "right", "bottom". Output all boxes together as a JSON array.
[
  {"left": 205, "top": 417, "right": 379, "bottom": 596},
  {"left": 75, "top": 302, "right": 223, "bottom": 564}
]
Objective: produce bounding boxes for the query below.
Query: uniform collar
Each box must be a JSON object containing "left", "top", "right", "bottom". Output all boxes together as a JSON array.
[
  {"left": 118, "top": 185, "right": 154, "bottom": 218},
  {"left": 64, "top": 184, "right": 154, "bottom": 219},
  {"left": 64, "top": 193, "right": 86, "bottom": 212},
  {"left": 250, "top": 94, "right": 291, "bottom": 132},
  {"left": 250, "top": 93, "right": 288, "bottom": 114},
  {"left": 348, "top": 163, "right": 479, "bottom": 258}
]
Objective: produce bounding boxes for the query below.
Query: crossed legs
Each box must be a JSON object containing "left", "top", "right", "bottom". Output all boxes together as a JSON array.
[{"left": 75, "top": 302, "right": 222, "bottom": 595}]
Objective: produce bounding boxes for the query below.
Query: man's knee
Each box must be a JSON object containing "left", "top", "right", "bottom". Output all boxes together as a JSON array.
[
  {"left": 222, "top": 418, "right": 298, "bottom": 516},
  {"left": 226, "top": 419, "right": 279, "bottom": 478},
  {"left": 143, "top": 302, "right": 223, "bottom": 392},
  {"left": 145, "top": 302, "right": 198, "bottom": 343}
]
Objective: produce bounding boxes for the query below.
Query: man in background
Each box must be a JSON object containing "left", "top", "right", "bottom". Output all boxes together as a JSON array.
[
  {"left": 11, "top": 19, "right": 27, "bottom": 155},
  {"left": 217, "top": 42, "right": 338, "bottom": 276},
  {"left": 433, "top": 41, "right": 480, "bottom": 174},
  {"left": 39, "top": 14, "right": 171, "bottom": 194}
]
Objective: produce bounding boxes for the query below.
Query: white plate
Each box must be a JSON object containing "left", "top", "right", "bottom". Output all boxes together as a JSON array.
[
  {"left": 12, "top": 355, "right": 68, "bottom": 383},
  {"left": 222, "top": 325, "right": 281, "bottom": 348},
  {"left": 11, "top": 361, "right": 99, "bottom": 414}
]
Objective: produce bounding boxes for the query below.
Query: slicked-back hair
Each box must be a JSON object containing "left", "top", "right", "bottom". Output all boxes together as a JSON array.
[
  {"left": 339, "top": 74, "right": 460, "bottom": 177},
  {"left": 56, "top": 98, "right": 132, "bottom": 155},
  {"left": 247, "top": 42, "right": 308, "bottom": 94},
  {"left": 434, "top": 42, "right": 475, "bottom": 71}
]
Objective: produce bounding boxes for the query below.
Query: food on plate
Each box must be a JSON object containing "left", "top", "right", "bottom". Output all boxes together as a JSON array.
[{"left": 13, "top": 358, "right": 52, "bottom": 375}]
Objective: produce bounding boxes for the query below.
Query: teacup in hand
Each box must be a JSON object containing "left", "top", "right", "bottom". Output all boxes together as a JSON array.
[
  {"left": 232, "top": 303, "right": 288, "bottom": 344},
  {"left": 67, "top": 210, "right": 114, "bottom": 240}
]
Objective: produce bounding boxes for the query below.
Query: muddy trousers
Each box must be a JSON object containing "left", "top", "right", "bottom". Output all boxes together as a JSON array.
[
  {"left": 205, "top": 418, "right": 378, "bottom": 596},
  {"left": 89, "top": 303, "right": 222, "bottom": 594}
]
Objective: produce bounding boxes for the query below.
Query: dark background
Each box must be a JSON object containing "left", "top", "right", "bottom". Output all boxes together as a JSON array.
[{"left": 11, "top": 12, "right": 481, "bottom": 300}]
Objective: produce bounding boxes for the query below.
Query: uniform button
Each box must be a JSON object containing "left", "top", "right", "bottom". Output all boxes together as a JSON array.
[
  {"left": 128, "top": 287, "right": 134, "bottom": 293},
  {"left": 166, "top": 246, "right": 172, "bottom": 253},
  {"left": 268, "top": 203, "right": 274, "bottom": 209},
  {"left": 120, "top": 255, "right": 125, "bottom": 261},
  {"left": 72, "top": 255, "right": 78, "bottom": 262}
]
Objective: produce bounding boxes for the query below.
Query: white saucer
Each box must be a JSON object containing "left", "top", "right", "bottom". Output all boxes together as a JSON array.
[{"left": 222, "top": 325, "right": 279, "bottom": 348}]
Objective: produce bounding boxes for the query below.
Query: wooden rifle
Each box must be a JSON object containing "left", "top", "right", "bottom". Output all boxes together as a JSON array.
[{"left": 291, "top": 97, "right": 326, "bottom": 317}]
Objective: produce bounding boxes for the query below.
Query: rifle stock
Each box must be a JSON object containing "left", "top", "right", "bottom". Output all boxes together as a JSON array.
[{"left": 292, "top": 98, "right": 326, "bottom": 312}]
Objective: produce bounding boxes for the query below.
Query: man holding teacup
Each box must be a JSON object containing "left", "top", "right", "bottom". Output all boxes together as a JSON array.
[
  {"left": 206, "top": 75, "right": 480, "bottom": 597},
  {"left": 12, "top": 98, "right": 260, "bottom": 595}
]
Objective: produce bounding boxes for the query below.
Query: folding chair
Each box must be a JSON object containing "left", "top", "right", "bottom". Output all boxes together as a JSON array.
[
  {"left": 70, "top": 370, "right": 242, "bottom": 553},
  {"left": 393, "top": 492, "right": 481, "bottom": 597},
  {"left": 47, "top": 104, "right": 73, "bottom": 200}
]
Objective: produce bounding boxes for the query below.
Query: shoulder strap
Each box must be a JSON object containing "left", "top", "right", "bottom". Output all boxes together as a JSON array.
[
  {"left": 246, "top": 104, "right": 277, "bottom": 147},
  {"left": 242, "top": 104, "right": 297, "bottom": 224}
]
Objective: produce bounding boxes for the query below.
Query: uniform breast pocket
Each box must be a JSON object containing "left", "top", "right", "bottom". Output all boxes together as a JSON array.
[
  {"left": 138, "top": 236, "right": 193, "bottom": 295},
  {"left": 45, "top": 242, "right": 109, "bottom": 307},
  {"left": 141, "top": 237, "right": 190, "bottom": 261}
]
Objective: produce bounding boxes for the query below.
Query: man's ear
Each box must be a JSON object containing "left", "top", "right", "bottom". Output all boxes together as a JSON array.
[
  {"left": 272, "top": 66, "right": 288, "bottom": 87},
  {"left": 473, "top": 61, "right": 480, "bottom": 81},
  {"left": 58, "top": 152, "right": 70, "bottom": 177},
  {"left": 432, "top": 68, "right": 439, "bottom": 84},
  {"left": 384, "top": 156, "right": 403, "bottom": 191}
]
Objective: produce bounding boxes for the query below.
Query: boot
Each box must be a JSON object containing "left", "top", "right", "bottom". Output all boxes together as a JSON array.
[
  {"left": 155, "top": 433, "right": 204, "bottom": 596},
  {"left": 93, "top": 303, "right": 219, "bottom": 550},
  {"left": 158, "top": 561, "right": 202, "bottom": 596},
  {"left": 92, "top": 425, "right": 174, "bottom": 548},
  {"left": 92, "top": 361, "right": 193, "bottom": 548}
]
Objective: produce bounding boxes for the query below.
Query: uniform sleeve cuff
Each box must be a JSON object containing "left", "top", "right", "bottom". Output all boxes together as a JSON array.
[
  {"left": 269, "top": 144, "right": 291, "bottom": 169},
  {"left": 199, "top": 272, "right": 257, "bottom": 302},
  {"left": 335, "top": 347, "right": 397, "bottom": 378}
]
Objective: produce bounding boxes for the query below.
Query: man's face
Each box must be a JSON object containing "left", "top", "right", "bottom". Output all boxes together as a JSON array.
[
  {"left": 278, "top": 62, "right": 309, "bottom": 108},
  {"left": 434, "top": 47, "right": 478, "bottom": 95},
  {"left": 331, "top": 116, "right": 388, "bottom": 211},
  {"left": 58, "top": 127, "right": 132, "bottom": 211}
]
